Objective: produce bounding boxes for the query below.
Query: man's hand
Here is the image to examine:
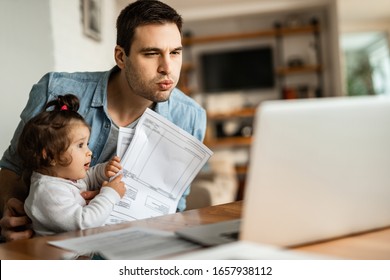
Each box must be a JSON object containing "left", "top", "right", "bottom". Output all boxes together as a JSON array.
[{"left": 0, "top": 198, "right": 33, "bottom": 242}]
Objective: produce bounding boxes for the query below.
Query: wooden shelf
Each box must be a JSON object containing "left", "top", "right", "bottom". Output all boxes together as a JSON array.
[
  {"left": 183, "top": 25, "right": 318, "bottom": 46},
  {"left": 181, "top": 62, "right": 194, "bottom": 72},
  {"left": 183, "top": 30, "right": 275, "bottom": 46},
  {"left": 207, "top": 107, "right": 257, "bottom": 120},
  {"left": 235, "top": 165, "right": 248, "bottom": 176},
  {"left": 276, "top": 64, "right": 321, "bottom": 75},
  {"left": 276, "top": 25, "right": 319, "bottom": 36},
  {"left": 205, "top": 136, "right": 252, "bottom": 149}
]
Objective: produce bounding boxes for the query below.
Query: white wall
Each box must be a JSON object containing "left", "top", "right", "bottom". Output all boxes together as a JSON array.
[
  {"left": 0, "top": 0, "right": 54, "bottom": 156},
  {"left": 50, "top": 0, "right": 117, "bottom": 71},
  {"left": 0, "top": 0, "right": 117, "bottom": 157}
]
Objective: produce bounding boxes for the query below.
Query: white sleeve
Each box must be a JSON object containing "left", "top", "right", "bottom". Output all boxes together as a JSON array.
[
  {"left": 83, "top": 162, "right": 108, "bottom": 190},
  {"left": 27, "top": 180, "right": 120, "bottom": 233}
]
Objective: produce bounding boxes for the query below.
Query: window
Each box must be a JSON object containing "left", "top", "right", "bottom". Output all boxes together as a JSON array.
[{"left": 341, "top": 32, "right": 390, "bottom": 96}]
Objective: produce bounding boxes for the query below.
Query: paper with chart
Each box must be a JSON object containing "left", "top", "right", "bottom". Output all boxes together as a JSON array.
[{"left": 105, "top": 108, "right": 213, "bottom": 224}]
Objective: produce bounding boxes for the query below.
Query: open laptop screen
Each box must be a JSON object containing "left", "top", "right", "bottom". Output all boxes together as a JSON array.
[{"left": 241, "top": 96, "right": 390, "bottom": 247}]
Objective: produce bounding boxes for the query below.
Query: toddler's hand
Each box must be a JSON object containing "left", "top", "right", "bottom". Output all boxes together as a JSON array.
[
  {"left": 105, "top": 156, "right": 122, "bottom": 178},
  {"left": 103, "top": 174, "right": 126, "bottom": 198}
]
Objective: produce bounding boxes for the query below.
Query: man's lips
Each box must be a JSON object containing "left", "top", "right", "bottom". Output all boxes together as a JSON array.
[{"left": 157, "top": 80, "right": 173, "bottom": 90}]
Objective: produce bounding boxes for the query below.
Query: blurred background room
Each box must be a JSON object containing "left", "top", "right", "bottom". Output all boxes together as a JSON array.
[{"left": 1, "top": 0, "right": 389, "bottom": 208}]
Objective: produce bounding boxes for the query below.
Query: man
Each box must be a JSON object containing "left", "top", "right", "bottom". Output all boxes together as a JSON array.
[{"left": 0, "top": 0, "right": 206, "bottom": 241}]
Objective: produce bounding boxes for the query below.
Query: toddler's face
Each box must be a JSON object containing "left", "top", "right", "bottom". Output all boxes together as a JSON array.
[{"left": 53, "top": 123, "right": 92, "bottom": 181}]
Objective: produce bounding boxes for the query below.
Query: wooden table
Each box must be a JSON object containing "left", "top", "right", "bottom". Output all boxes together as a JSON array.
[{"left": 0, "top": 200, "right": 389, "bottom": 260}]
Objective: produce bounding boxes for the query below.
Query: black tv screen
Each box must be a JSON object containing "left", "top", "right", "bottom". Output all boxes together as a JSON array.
[{"left": 200, "top": 46, "right": 275, "bottom": 93}]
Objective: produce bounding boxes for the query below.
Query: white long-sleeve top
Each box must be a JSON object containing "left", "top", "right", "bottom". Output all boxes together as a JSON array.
[{"left": 24, "top": 163, "right": 121, "bottom": 236}]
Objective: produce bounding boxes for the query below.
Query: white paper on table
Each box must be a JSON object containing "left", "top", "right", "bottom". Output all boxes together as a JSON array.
[
  {"left": 48, "top": 227, "right": 201, "bottom": 260},
  {"left": 106, "top": 108, "right": 213, "bottom": 225}
]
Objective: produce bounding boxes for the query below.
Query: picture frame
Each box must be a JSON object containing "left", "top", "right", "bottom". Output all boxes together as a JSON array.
[{"left": 82, "top": 0, "right": 102, "bottom": 41}]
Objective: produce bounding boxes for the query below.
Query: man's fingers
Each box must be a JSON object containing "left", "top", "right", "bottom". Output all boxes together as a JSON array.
[
  {"left": 4, "top": 215, "right": 31, "bottom": 228},
  {"left": 2, "top": 228, "right": 34, "bottom": 242},
  {"left": 6, "top": 198, "right": 26, "bottom": 216}
]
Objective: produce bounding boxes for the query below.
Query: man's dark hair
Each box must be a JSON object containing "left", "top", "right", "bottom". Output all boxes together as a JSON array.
[{"left": 116, "top": 0, "right": 183, "bottom": 56}]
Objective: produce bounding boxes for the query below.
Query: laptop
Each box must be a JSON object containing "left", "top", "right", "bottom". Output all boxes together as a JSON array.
[{"left": 176, "top": 95, "right": 390, "bottom": 255}]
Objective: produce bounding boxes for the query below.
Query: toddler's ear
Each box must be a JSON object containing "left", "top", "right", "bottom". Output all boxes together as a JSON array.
[
  {"left": 41, "top": 148, "right": 48, "bottom": 160},
  {"left": 42, "top": 148, "right": 56, "bottom": 166}
]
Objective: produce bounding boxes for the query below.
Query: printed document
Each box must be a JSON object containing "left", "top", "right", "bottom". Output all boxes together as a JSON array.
[
  {"left": 48, "top": 227, "right": 201, "bottom": 260},
  {"left": 106, "top": 108, "right": 213, "bottom": 224}
]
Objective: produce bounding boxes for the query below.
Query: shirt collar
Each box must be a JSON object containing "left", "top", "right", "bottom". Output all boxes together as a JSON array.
[
  {"left": 90, "top": 66, "right": 120, "bottom": 108},
  {"left": 154, "top": 89, "right": 177, "bottom": 119}
]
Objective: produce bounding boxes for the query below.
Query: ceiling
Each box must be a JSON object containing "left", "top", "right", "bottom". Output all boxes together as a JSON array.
[
  {"left": 118, "top": 0, "right": 390, "bottom": 23},
  {"left": 117, "top": 0, "right": 390, "bottom": 50},
  {"left": 337, "top": 0, "right": 390, "bottom": 24}
]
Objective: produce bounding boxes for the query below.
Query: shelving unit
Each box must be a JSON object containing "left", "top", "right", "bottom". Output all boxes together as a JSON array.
[
  {"left": 274, "top": 19, "right": 323, "bottom": 99},
  {"left": 204, "top": 107, "right": 256, "bottom": 149},
  {"left": 180, "top": 21, "right": 323, "bottom": 143},
  {"left": 179, "top": 23, "right": 322, "bottom": 97},
  {"left": 204, "top": 107, "right": 256, "bottom": 200},
  {"left": 179, "top": 18, "right": 324, "bottom": 199}
]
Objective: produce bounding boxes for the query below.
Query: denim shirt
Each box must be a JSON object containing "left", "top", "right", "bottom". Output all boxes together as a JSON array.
[{"left": 0, "top": 67, "right": 207, "bottom": 212}]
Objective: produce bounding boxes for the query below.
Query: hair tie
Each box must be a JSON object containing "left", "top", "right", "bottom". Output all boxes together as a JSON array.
[{"left": 60, "top": 105, "right": 68, "bottom": 111}]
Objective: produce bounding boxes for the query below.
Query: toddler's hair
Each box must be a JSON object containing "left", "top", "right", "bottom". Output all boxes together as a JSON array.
[{"left": 17, "top": 94, "right": 90, "bottom": 180}]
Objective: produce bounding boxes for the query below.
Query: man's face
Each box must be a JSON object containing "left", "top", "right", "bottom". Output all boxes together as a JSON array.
[{"left": 124, "top": 23, "right": 182, "bottom": 102}]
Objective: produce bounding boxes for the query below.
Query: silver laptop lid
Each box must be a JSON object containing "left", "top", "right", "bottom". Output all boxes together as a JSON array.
[{"left": 241, "top": 96, "right": 390, "bottom": 247}]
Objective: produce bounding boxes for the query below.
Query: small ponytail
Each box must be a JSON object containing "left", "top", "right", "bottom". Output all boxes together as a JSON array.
[{"left": 45, "top": 94, "right": 80, "bottom": 112}]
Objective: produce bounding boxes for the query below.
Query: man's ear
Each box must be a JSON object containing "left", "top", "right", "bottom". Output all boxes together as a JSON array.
[{"left": 114, "top": 45, "right": 126, "bottom": 69}]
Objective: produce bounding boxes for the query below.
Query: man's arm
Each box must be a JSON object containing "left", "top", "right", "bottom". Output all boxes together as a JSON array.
[
  {"left": 0, "top": 168, "right": 33, "bottom": 241},
  {"left": 0, "top": 169, "right": 28, "bottom": 216}
]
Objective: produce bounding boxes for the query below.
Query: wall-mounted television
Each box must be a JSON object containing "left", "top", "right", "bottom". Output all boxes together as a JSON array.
[{"left": 200, "top": 46, "right": 275, "bottom": 93}]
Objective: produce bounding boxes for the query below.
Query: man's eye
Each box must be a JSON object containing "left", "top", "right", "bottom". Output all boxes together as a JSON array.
[
  {"left": 171, "top": 50, "right": 181, "bottom": 55},
  {"left": 145, "top": 52, "right": 159, "bottom": 56}
]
